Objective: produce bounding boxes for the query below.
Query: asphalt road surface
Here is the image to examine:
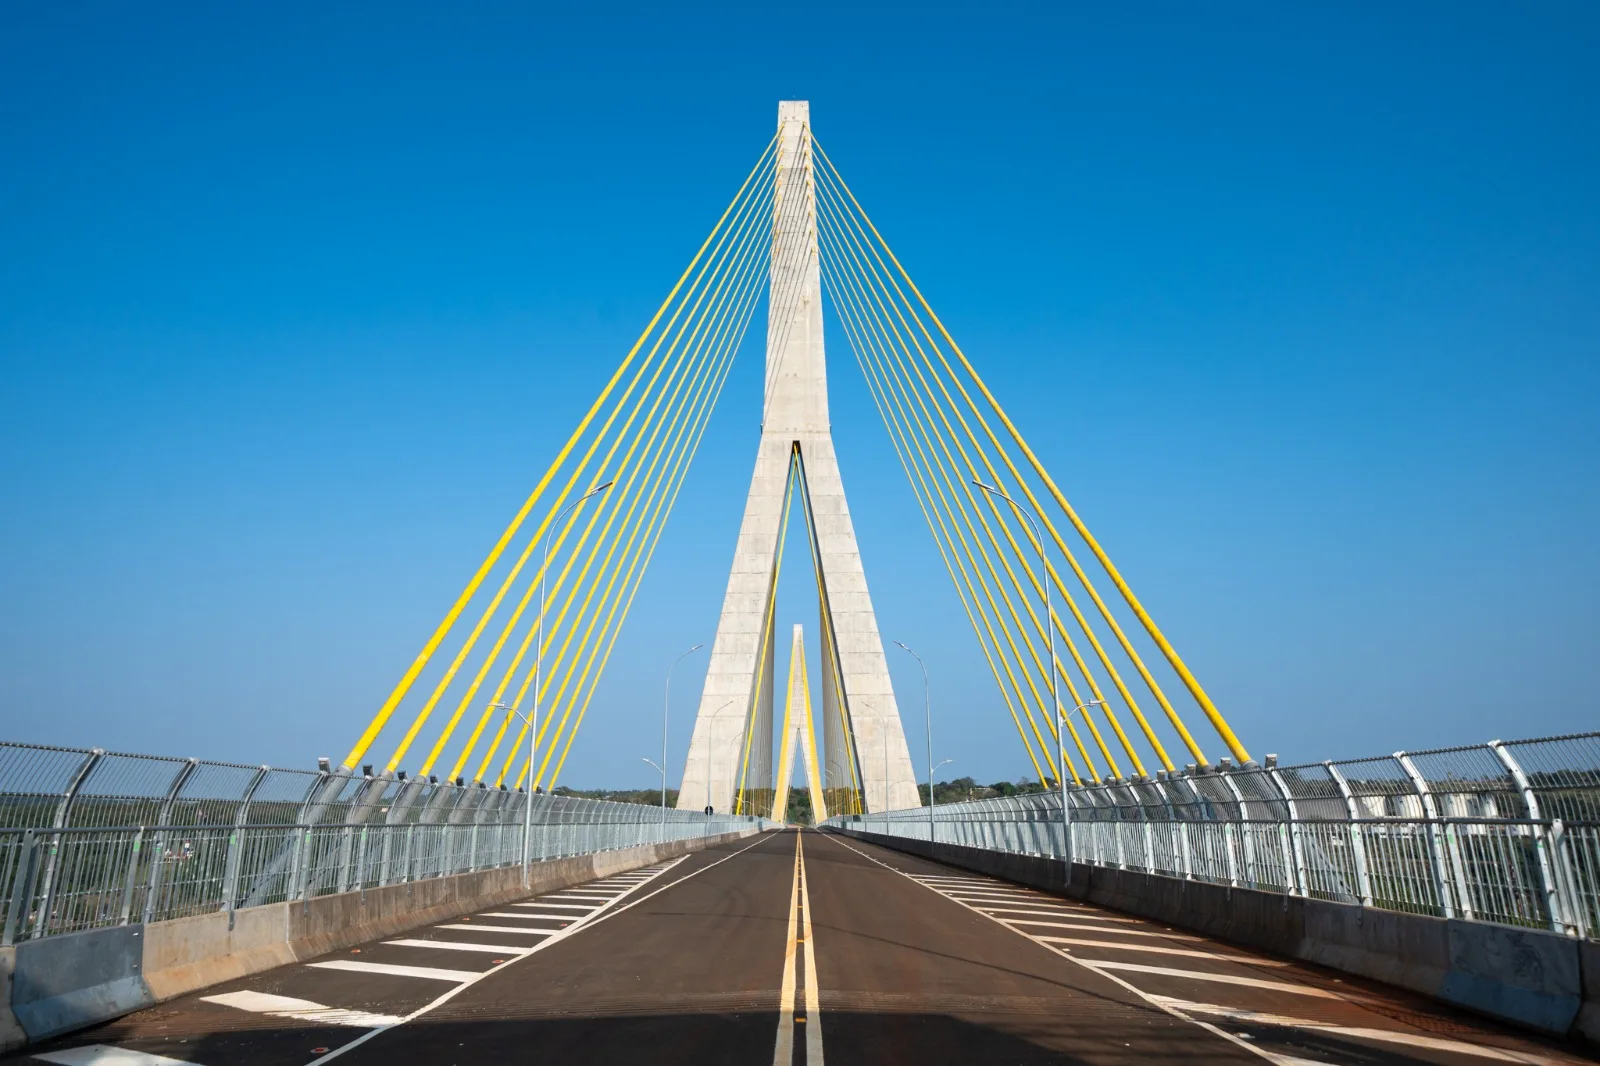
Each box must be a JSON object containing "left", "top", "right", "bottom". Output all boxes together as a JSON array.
[{"left": 14, "top": 829, "right": 1590, "bottom": 1066}]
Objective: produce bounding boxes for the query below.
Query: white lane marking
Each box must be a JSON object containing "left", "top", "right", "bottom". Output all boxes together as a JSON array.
[
  {"left": 539, "top": 894, "right": 615, "bottom": 902},
  {"left": 307, "top": 960, "right": 480, "bottom": 982},
  {"left": 1037, "top": 937, "right": 1291, "bottom": 966},
  {"left": 501, "top": 911, "right": 581, "bottom": 921},
  {"left": 798, "top": 836, "right": 823, "bottom": 1066},
  {"left": 818, "top": 833, "right": 1309, "bottom": 1066},
  {"left": 307, "top": 837, "right": 767, "bottom": 1064},
  {"left": 509, "top": 902, "right": 595, "bottom": 910},
  {"left": 435, "top": 923, "right": 558, "bottom": 935},
  {"left": 773, "top": 833, "right": 801, "bottom": 1066},
  {"left": 1157, "top": 997, "right": 1566, "bottom": 1065},
  {"left": 967, "top": 905, "right": 1141, "bottom": 923},
  {"left": 201, "top": 990, "right": 403, "bottom": 1027},
  {"left": 1001, "top": 919, "right": 1201, "bottom": 939},
  {"left": 34, "top": 1048, "right": 198, "bottom": 1065},
  {"left": 478, "top": 911, "right": 570, "bottom": 919},
  {"left": 385, "top": 939, "right": 530, "bottom": 954},
  {"left": 1087, "top": 961, "right": 1340, "bottom": 997}
]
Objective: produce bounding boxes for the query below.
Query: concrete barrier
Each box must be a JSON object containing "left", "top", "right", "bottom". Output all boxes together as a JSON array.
[
  {"left": 837, "top": 828, "right": 1589, "bottom": 1040},
  {"left": 10, "top": 926, "right": 154, "bottom": 1043},
  {"left": 1, "top": 946, "right": 25, "bottom": 1055},
  {"left": 10, "top": 827, "right": 759, "bottom": 1050}
]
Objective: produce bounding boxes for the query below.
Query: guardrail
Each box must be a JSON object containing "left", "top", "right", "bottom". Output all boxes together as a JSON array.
[
  {"left": 0, "top": 741, "right": 763, "bottom": 945},
  {"left": 826, "top": 730, "right": 1600, "bottom": 937}
]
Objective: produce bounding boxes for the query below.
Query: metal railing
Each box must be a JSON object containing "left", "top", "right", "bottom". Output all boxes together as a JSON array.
[
  {"left": 825, "top": 731, "right": 1600, "bottom": 938},
  {"left": 0, "top": 741, "right": 766, "bottom": 945}
]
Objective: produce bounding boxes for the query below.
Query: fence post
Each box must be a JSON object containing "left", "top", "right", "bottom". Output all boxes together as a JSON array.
[
  {"left": 1396, "top": 752, "right": 1465, "bottom": 919},
  {"left": 222, "top": 766, "right": 270, "bottom": 928},
  {"left": 3, "top": 830, "right": 39, "bottom": 946},
  {"left": 1489, "top": 740, "right": 1573, "bottom": 934},
  {"left": 118, "top": 828, "right": 145, "bottom": 925},
  {"left": 144, "top": 759, "right": 199, "bottom": 925},
  {"left": 32, "top": 749, "right": 102, "bottom": 940},
  {"left": 1267, "top": 767, "right": 1310, "bottom": 897},
  {"left": 1325, "top": 762, "right": 1374, "bottom": 907},
  {"left": 1218, "top": 771, "right": 1257, "bottom": 888}
]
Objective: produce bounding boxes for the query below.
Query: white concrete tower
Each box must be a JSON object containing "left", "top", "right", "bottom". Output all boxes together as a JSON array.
[{"left": 677, "top": 101, "right": 918, "bottom": 816}]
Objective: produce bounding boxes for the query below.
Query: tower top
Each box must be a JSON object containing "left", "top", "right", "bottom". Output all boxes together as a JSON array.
[{"left": 778, "top": 100, "right": 810, "bottom": 126}]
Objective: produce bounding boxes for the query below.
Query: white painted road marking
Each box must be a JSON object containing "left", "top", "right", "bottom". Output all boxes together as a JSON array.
[
  {"left": 201, "top": 990, "right": 403, "bottom": 1027},
  {"left": 1036, "top": 937, "right": 1291, "bottom": 966},
  {"left": 385, "top": 938, "right": 529, "bottom": 954},
  {"left": 1001, "top": 919, "right": 1202, "bottom": 939},
  {"left": 1088, "top": 961, "right": 1340, "bottom": 997},
  {"left": 509, "top": 902, "right": 594, "bottom": 910},
  {"left": 1156, "top": 997, "right": 1566, "bottom": 1065},
  {"left": 435, "top": 923, "right": 559, "bottom": 934},
  {"left": 33, "top": 1048, "right": 197, "bottom": 1065},
  {"left": 307, "top": 959, "right": 481, "bottom": 982}
]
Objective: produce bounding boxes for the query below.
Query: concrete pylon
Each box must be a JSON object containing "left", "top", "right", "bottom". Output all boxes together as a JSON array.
[
  {"left": 676, "top": 101, "right": 918, "bottom": 816},
  {"left": 773, "top": 624, "right": 828, "bottom": 823}
]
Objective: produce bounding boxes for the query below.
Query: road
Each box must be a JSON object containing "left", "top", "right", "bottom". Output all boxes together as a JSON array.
[{"left": 15, "top": 830, "right": 1588, "bottom": 1066}]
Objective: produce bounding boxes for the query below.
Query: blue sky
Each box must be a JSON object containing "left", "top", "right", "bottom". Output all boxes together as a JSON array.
[{"left": 1, "top": 3, "right": 1595, "bottom": 786}]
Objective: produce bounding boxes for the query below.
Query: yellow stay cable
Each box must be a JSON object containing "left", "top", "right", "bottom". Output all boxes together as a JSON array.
[
  {"left": 513, "top": 207, "right": 773, "bottom": 786},
  {"left": 822, "top": 233, "right": 1077, "bottom": 783},
  {"left": 497, "top": 228, "right": 769, "bottom": 788},
  {"left": 818, "top": 185, "right": 1123, "bottom": 781},
  {"left": 532, "top": 163, "right": 815, "bottom": 790},
  {"left": 824, "top": 265, "right": 1052, "bottom": 785},
  {"left": 815, "top": 157, "right": 1191, "bottom": 770},
  {"left": 819, "top": 204, "right": 1103, "bottom": 782},
  {"left": 526, "top": 181, "right": 774, "bottom": 720},
  {"left": 816, "top": 141, "right": 1245, "bottom": 767},
  {"left": 787, "top": 444, "right": 864, "bottom": 806},
  {"left": 733, "top": 452, "right": 796, "bottom": 814},
  {"left": 420, "top": 164, "right": 778, "bottom": 778},
  {"left": 342, "top": 133, "right": 779, "bottom": 771},
  {"left": 375, "top": 144, "right": 781, "bottom": 774},
  {"left": 816, "top": 170, "right": 1136, "bottom": 777},
  {"left": 462, "top": 222, "right": 769, "bottom": 785},
  {"left": 792, "top": 445, "right": 872, "bottom": 806},
  {"left": 541, "top": 273, "right": 762, "bottom": 790}
]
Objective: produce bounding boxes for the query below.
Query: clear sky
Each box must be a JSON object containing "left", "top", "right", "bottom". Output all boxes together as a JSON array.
[{"left": 2, "top": 3, "right": 1595, "bottom": 787}]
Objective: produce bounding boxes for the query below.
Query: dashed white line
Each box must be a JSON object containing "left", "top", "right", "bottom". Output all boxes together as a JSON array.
[
  {"left": 305, "top": 839, "right": 767, "bottom": 1063},
  {"left": 1036, "top": 937, "right": 1291, "bottom": 966},
  {"left": 200, "top": 990, "right": 403, "bottom": 1027},
  {"left": 384, "top": 938, "right": 528, "bottom": 954},
  {"left": 33, "top": 1047, "right": 196, "bottom": 1065},
  {"left": 1088, "top": 961, "right": 1340, "bottom": 997},
  {"left": 1156, "top": 997, "right": 1565, "bottom": 1065},
  {"left": 1000, "top": 919, "right": 1202, "bottom": 939},
  {"left": 308, "top": 959, "right": 481, "bottom": 982}
]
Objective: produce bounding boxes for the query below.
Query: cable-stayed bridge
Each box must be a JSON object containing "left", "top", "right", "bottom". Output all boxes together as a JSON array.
[{"left": 2, "top": 103, "right": 1597, "bottom": 1064}]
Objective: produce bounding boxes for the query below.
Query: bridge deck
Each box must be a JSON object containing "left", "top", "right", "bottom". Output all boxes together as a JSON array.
[{"left": 16, "top": 830, "right": 1586, "bottom": 1066}]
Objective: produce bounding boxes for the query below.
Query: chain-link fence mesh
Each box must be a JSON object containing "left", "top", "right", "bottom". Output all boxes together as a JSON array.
[
  {"left": 826, "top": 731, "right": 1600, "bottom": 938},
  {"left": 0, "top": 741, "right": 766, "bottom": 945}
]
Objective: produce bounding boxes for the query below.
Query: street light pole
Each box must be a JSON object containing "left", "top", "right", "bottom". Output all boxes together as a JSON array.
[
  {"left": 892, "top": 641, "right": 934, "bottom": 845},
  {"left": 663, "top": 643, "right": 704, "bottom": 819},
  {"left": 522, "top": 480, "right": 612, "bottom": 888},
  {"left": 972, "top": 480, "right": 1068, "bottom": 865},
  {"left": 1063, "top": 698, "right": 1105, "bottom": 865},
  {"left": 930, "top": 758, "right": 954, "bottom": 842}
]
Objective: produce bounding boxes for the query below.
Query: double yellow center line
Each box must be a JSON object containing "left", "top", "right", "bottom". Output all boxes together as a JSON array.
[{"left": 775, "top": 831, "right": 823, "bottom": 1066}]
